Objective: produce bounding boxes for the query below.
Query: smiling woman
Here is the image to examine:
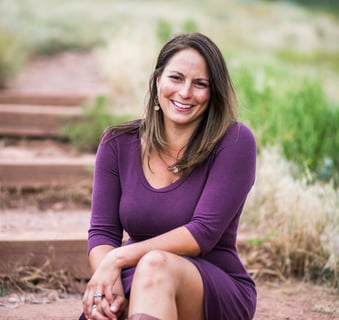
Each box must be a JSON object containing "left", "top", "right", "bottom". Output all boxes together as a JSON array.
[
  {"left": 156, "top": 48, "right": 210, "bottom": 130},
  {"left": 80, "top": 32, "right": 256, "bottom": 320}
]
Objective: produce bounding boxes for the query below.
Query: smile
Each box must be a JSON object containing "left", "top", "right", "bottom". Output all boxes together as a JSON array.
[{"left": 172, "top": 100, "right": 193, "bottom": 110}]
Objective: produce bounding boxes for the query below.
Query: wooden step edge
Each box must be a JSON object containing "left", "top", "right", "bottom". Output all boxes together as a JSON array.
[
  {"left": 0, "top": 104, "right": 83, "bottom": 114},
  {"left": 0, "top": 232, "right": 88, "bottom": 242},
  {"left": 0, "top": 92, "right": 89, "bottom": 106},
  {"left": 0, "top": 239, "right": 91, "bottom": 279},
  {"left": 0, "top": 157, "right": 95, "bottom": 165},
  {"left": 0, "top": 159, "right": 94, "bottom": 188}
]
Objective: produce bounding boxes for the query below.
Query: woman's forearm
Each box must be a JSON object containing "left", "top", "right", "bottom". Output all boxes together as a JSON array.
[
  {"left": 108, "top": 226, "right": 200, "bottom": 269},
  {"left": 89, "top": 244, "right": 115, "bottom": 272}
]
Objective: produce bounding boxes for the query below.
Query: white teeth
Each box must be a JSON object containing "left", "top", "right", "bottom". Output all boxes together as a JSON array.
[{"left": 173, "top": 101, "right": 192, "bottom": 109}]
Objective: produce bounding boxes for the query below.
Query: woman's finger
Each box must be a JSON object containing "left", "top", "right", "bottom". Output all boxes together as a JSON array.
[
  {"left": 90, "top": 305, "right": 111, "bottom": 320},
  {"left": 100, "top": 297, "right": 117, "bottom": 320},
  {"left": 110, "top": 294, "right": 128, "bottom": 318},
  {"left": 84, "top": 285, "right": 104, "bottom": 318}
]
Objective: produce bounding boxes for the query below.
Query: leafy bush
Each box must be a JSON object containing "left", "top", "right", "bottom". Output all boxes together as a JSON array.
[
  {"left": 60, "top": 96, "right": 133, "bottom": 152},
  {"left": 156, "top": 19, "right": 172, "bottom": 43},
  {"left": 234, "top": 65, "right": 339, "bottom": 184},
  {"left": 0, "top": 29, "right": 27, "bottom": 88},
  {"left": 182, "top": 19, "right": 199, "bottom": 33}
]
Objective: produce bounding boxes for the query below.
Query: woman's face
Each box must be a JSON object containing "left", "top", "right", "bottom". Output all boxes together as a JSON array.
[{"left": 157, "top": 48, "right": 210, "bottom": 131}]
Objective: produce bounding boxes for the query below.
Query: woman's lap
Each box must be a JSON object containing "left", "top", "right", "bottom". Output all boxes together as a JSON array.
[{"left": 79, "top": 255, "right": 256, "bottom": 320}]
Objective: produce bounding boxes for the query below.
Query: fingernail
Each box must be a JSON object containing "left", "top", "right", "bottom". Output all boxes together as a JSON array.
[{"left": 110, "top": 305, "right": 118, "bottom": 312}]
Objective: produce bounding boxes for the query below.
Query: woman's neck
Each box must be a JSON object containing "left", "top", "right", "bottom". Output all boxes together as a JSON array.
[{"left": 164, "top": 128, "right": 191, "bottom": 159}]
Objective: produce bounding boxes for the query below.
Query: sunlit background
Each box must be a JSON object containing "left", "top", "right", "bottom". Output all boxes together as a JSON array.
[{"left": 0, "top": 0, "right": 338, "bottom": 294}]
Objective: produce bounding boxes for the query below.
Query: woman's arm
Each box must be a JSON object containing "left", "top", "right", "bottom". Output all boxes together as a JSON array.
[
  {"left": 84, "top": 225, "right": 199, "bottom": 317},
  {"left": 89, "top": 245, "right": 114, "bottom": 272},
  {"left": 106, "top": 225, "right": 200, "bottom": 269}
]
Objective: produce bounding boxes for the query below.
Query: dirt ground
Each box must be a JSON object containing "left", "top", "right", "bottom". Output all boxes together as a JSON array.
[
  {"left": 1, "top": 51, "right": 338, "bottom": 319},
  {"left": 0, "top": 279, "right": 338, "bottom": 319}
]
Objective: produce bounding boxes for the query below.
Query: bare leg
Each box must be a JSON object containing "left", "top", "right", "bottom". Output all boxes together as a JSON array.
[{"left": 128, "top": 250, "right": 204, "bottom": 320}]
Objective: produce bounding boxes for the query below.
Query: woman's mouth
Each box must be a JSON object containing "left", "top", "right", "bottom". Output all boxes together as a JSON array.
[{"left": 172, "top": 100, "right": 193, "bottom": 110}]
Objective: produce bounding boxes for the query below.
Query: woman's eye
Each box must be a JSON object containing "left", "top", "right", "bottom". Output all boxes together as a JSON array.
[
  {"left": 196, "top": 82, "right": 208, "bottom": 88},
  {"left": 169, "top": 75, "right": 181, "bottom": 81}
]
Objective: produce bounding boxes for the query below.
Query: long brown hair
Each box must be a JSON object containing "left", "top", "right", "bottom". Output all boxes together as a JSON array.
[{"left": 107, "top": 32, "right": 238, "bottom": 176}]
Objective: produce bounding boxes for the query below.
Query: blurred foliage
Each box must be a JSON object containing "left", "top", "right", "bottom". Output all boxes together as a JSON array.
[
  {"left": 0, "top": 28, "right": 27, "bottom": 88},
  {"left": 234, "top": 65, "right": 339, "bottom": 185},
  {"left": 156, "top": 18, "right": 199, "bottom": 43},
  {"left": 60, "top": 96, "right": 133, "bottom": 152},
  {"left": 182, "top": 19, "right": 199, "bottom": 33},
  {"left": 262, "top": 0, "right": 339, "bottom": 15},
  {"left": 156, "top": 19, "right": 173, "bottom": 43},
  {"left": 277, "top": 49, "right": 339, "bottom": 72}
]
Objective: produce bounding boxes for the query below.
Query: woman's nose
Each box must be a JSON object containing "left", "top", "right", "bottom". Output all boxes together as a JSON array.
[{"left": 178, "top": 82, "right": 192, "bottom": 98}]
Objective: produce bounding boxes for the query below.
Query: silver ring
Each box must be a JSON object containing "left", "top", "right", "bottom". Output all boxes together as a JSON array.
[
  {"left": 94, "top": 291, "right": 104, "bottom": 298},
  {"left": 92, "top": 304, "right": 97, "bottom": 310}
]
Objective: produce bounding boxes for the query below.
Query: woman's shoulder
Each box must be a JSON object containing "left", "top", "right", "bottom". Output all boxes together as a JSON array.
[
  {"left": 222, "top": 121, "right": 255, "bottom": 144},
  {"left": 212, "top": 121, "right": 256, "bottom": 155},
  {"left": 101, "top": 119, "right": 141, "bottom": 144}
]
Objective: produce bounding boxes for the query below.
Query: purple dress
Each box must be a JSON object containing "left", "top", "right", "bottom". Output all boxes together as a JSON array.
[{"left": 88, "top": 121, "right": 257, "bottom": 320}]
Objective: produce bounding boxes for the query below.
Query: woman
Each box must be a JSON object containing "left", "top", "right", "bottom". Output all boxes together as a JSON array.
[{"left": 81, "top": 32, "right": 256, "bottom": 320}]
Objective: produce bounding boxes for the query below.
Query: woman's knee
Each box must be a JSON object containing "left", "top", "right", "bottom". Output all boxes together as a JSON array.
[
  {"left": 133, "top": 250, "right": 175, "bottom": 289},
  {"left": 136, "top": 250, "right": 171, "bottom": 274}
]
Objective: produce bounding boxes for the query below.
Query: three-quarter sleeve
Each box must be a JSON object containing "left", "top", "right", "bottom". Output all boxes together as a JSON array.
[
  {"left": 88, "top": 133, "right": 124, "bottom": 253},
  {"left": 185, "top": 123, "right": 256, "bottom": 256}
]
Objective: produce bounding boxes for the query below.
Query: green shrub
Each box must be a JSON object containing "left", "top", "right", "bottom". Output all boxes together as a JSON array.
[
  {"left": 60, "top": 96, "right": 133, "bottom": 152},
  {"left": 156, "top": 19, "right": 172, "bottom": 43},
  {"left": 234, "top": 65, "right": 339, "bottom": 184},
  {"left": 182, "top": 19, "right": 199, "bottom": 33},
  {"left": 0, "top": 29, "right": 27, "bottom": 88}
]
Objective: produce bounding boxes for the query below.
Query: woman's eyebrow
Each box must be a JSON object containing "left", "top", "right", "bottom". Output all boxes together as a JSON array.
[{"left": 168, "top": 70, "right": 209, "bottom": 82}]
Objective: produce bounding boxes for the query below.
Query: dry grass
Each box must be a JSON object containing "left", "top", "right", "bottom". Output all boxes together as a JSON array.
[
  {"left": 240, "top": 148, "right": 339, "bottom": 287},
  {"left": 0, "top": 255, "right": 86, "bottom": 295}
]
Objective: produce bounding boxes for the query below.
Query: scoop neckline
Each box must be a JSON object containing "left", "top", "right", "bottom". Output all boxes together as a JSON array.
[{"left": 136, "top": 136, "right": 187, "bottom": 193}]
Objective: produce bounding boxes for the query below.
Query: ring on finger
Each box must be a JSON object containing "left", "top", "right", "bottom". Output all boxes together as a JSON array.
[
  {"left": 94, "top": 291, "right": 104, "bottom": 298},
  {"left": 92, "top": 304, "right": 97, "bottom": 310}
]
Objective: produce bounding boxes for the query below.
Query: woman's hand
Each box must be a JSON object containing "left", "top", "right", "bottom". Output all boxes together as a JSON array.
[
  {"left": 82, "top": 251, "right": 127, "bottom": 319},
  {"left": 88, "top": 292, "right": 128, "bottom": 320}
]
